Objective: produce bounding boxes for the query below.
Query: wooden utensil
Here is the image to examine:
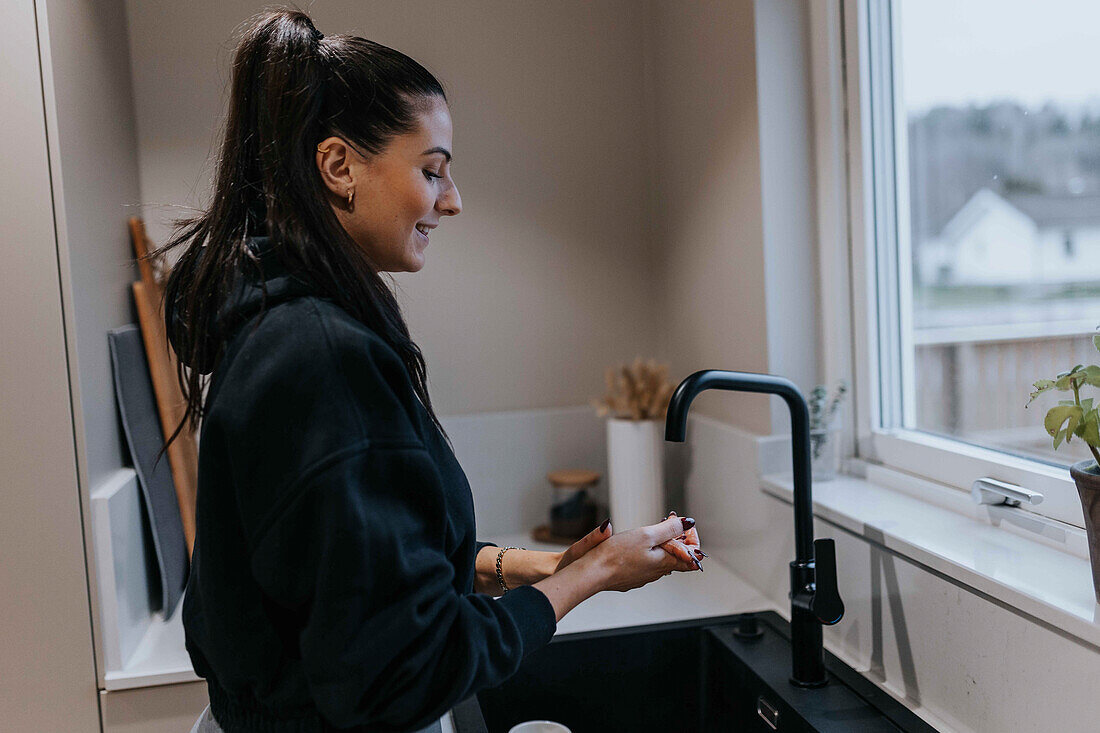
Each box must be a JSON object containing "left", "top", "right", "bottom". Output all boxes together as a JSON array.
[{"left": 129, "top": 218, "right": 198, "bottom": 559}]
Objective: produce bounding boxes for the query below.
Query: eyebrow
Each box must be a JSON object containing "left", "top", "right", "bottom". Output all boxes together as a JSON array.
[{"left": 421, "top": 146, "right": 452, "bottom": 162}]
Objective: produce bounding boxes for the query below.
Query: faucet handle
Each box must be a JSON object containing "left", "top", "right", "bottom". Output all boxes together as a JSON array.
[{"left": 810, "top": 538, "right": 844, "bottom": 626}]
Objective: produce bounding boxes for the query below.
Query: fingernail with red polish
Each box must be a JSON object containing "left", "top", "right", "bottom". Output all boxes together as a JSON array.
[
  {"left": 693, "top": 549, "right": 706, "bottom": 560},
  {"left": 599, "top": 518, "right": 611, "bottom": 533},
  {"left": 681, "top": 517, "right": 696, "bottom": 531}
]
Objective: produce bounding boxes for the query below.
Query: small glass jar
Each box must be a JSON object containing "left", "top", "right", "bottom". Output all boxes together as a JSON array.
[
  {"left": 547, "top": 469, "right": 599, "bottom": 539},
  {"left": 810, "top": 427, "right": 841, "bottom": 481}
]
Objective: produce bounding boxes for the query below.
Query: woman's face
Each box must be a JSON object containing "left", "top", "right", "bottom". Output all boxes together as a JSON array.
[{"left": 317, "top": 97, "right": 462, "bottom": 272}]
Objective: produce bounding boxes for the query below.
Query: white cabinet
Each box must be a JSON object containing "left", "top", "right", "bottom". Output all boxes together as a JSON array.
[
  {"left": 2, "top": 0, "right": 196, "bottom": 728},
  {"left": 100, "top": 682, "right": 209, "bottom": 733},
  {"left": 0, "top": 1, "right": 102, "bottom": 729}
]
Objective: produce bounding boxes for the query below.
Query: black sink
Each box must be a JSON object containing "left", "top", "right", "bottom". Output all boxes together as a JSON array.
[{"left": 453, "top": 612, "right": 936, "bottom": 733}]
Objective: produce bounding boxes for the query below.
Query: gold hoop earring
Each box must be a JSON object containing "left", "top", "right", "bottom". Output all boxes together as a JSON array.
[{"left": 347, "top": 189, "right": 354, "bottom": 208}]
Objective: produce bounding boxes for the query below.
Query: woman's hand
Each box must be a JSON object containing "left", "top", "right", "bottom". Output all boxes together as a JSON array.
[
  {"left": 577, "top": 514, "right": 700, "bottom": 593},
  {"left": 532, "top": 515, "right": 700, "bottom": 622},
  {"left": 473, "top": 526, "right": 611, "bottom": 595},
  {"left": 553, "top": 519, "right": 613, "bottom": 574},
  {"left": 659, "top": 511, "right": 706, "bottom": 570}
]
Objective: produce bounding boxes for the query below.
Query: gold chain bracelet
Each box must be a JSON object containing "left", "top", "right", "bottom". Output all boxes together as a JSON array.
[{"left": 495, "top": 546, "right": 523, "bottom": 594}]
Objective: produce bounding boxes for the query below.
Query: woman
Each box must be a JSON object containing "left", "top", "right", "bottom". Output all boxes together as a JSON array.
[{"left": 163, "top": 9, "right": 702, "bottom": 732}]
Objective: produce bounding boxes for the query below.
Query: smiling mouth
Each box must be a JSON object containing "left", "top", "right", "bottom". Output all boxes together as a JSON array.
[{"left": 415, "top": 224, "right": 432, "bottom": 242}]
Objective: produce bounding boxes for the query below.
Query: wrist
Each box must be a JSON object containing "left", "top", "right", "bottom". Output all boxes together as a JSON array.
[
  {"left": 507, "top": 549, "right": 561, "bottom": 587},
  {"left": 494, "top": 548, "right": 552, "bottom": 592},
  {"left": 569, "top": 550, "right": 610, "bottom": 593},
  {"left": 532, "top": 557, "right": 605, "bottom": 623},
  {"left": 475, "top": 545, "right": 502, "bottom": 595}
]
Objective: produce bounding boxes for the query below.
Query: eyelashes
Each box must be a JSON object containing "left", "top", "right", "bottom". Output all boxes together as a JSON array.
[{"left": 423, "top": 170, "right": 442, "bottom": 182}]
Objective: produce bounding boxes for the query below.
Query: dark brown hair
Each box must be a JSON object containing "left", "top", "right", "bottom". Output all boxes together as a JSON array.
[{"left": 152, "top": 8, "right": 450, "bottom": 451}]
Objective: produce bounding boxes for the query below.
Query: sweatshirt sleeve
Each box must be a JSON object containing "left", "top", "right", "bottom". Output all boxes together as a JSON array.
[
  {"left": 248, "top": 444, "right": 556, "bottom": 731},
  {"left": 225, "top": 302, "right": 556, "bottom": 731}
]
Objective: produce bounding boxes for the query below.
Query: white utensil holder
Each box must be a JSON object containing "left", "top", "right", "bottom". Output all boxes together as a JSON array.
[{"left": 606, "top": 418, "right": 665, "bottom": 531}]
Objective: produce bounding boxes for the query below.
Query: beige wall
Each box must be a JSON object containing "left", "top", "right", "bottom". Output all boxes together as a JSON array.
[
  {"left": 125, "top": 0, "right": 819, "bottom": 432},
  {"left": 647, "top": 0, "right": 823, "bottom": 436},
  {"left": 646, "top": 0, "right": 774, "bottom": 434},
  {"left": 125, "top": 0, "right": 663, "bottom": 416}
]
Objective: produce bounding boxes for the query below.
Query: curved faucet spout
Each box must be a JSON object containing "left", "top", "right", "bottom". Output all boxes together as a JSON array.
[{"left": 664, "top": 370, "right": 813, "bottom": 562}]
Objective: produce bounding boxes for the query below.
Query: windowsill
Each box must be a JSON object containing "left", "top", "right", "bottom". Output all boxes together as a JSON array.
[{"left": 761, "top": 467, "right": 1100, "bottom": 650}]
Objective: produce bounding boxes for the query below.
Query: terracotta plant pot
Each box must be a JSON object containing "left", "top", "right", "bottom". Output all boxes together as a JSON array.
[{"left": 1070, "top": 459, "right": 1100, "bottom": 603}]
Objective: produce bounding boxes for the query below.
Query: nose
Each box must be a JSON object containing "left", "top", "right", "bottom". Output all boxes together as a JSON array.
[{"left": 438, "top": 178, "right": 462, "bottom": 216}]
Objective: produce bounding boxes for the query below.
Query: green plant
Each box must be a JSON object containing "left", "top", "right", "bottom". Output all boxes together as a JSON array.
[
  {"left": 1027, "top": 329, "right": 1100, "bottom": 467},
  {"left": 809, "top": 381, "right": 847, "bottom": 432}
]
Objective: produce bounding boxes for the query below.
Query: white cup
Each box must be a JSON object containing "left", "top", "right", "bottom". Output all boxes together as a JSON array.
[{"left": 507, "top": 721, "right": 571, "bottom": 733}]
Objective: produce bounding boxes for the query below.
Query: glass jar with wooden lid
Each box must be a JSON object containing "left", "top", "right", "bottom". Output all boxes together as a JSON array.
[{"left": 545, "top": 469, "right": 599, "bottom": 541}]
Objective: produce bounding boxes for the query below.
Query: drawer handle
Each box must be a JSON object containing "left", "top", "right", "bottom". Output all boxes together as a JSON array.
[{"left": 757, "top": 695, "right": 779, "bottom": 730}]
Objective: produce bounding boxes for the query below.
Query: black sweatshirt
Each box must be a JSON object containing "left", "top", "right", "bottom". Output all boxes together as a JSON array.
[{"left": 180, "top": 238, "right": 556, "bottom": 732}]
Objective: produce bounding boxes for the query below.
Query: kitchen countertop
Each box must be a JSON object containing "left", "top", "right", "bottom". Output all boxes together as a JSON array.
[{"left": 492, "top": 533, "right": 777, "bottom": 636}]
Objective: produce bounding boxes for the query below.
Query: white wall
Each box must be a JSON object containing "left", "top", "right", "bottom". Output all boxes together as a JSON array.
[{"left": 444, "top": 408, "right": 610, "bottom": 538}]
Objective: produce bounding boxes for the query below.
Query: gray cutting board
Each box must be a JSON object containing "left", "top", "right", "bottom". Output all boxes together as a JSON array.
[{"left": 108, "top": 325, "right": 188, "bottom": 616}]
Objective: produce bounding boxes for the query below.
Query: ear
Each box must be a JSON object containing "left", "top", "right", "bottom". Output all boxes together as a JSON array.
[{"left": 315, "top": 136, "right": 358, "bottom": 203}]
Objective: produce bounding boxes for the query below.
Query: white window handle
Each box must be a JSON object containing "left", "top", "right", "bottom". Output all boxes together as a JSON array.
[{"left": 971, "top": 477, "right": 1044, "bottom": 507}]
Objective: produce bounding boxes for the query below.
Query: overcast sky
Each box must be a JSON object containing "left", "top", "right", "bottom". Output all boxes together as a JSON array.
[{"left": 899, "top": 0, "right": 1100, "bottom": 113}]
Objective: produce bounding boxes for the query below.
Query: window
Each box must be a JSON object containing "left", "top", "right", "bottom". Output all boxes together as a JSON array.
[{"left": 841, "top": 0, "right": 1100, "bottom": 525}]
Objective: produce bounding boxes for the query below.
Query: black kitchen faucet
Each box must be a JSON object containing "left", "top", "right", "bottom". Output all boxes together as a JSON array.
[{"left": 664, "top": 370, "right": 845, "bottom": 687}]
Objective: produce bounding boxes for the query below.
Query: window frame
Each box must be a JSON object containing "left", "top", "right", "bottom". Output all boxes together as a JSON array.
[{"left": 820, "top": 0, "right": 1084, "bottom": 528}]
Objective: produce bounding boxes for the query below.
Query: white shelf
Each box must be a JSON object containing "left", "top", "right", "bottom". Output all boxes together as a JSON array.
[
  {"left": 91, "top": 468, "right": 199, "bottom": 691},
  {"left": 103, "top": 603, "right": 199, "bottom": 691}
]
